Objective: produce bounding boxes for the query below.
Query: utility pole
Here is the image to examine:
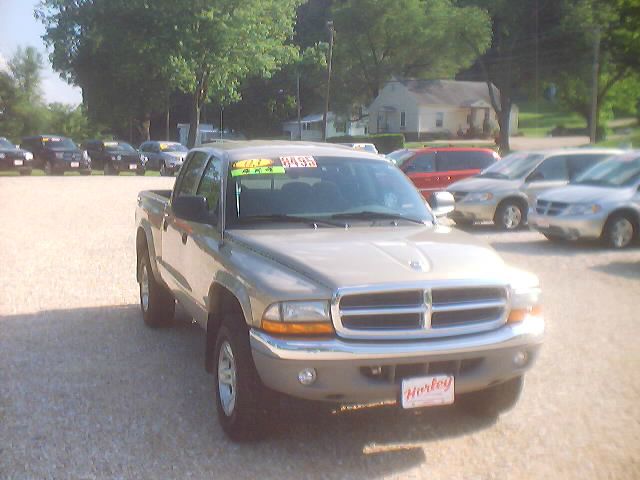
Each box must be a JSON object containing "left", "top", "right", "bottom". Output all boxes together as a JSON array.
[
  {"left": 590, "top": 27, "right": 600, "bottom": 144},
  {"left": 322, "top": 20, "right": 334, "bottom": 142},
  {"left": 296, "top": 72, "right": 302, "bottom": 140},
  {"left": 165, "top": 92, "right": 170, "bottom": 140}
]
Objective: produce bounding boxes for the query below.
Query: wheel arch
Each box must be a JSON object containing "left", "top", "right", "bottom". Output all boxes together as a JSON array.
[
  {"left": 494, "top": 195, "right": 530, "bottom": 222},
  {"left": 603, "top": 208, "right": 640, "bottom": 236},
  {"left": 136, "top": 224, "right": 161, "bottom": 283}
]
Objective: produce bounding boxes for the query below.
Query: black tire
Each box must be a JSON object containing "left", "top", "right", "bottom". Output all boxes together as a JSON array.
[
  {"left": 136, "top": 168, "right": 146, "bottom": 176},
  {"left": 542, "top": 233, "right": 565, "bottom": 243},
  {"left": 44, "top": 160, "right": 54, "bottom": 176},
  {"left": 495, "top": 200, "right": 526, "bottom": 230},
  {"left": 104, "top": 161, "right": 117, "bottom": 176},
  {"left": 457, "top": 376, "right": 524, "bottom": 417},
  {"left": 138, "top": 250, "right": 175, "bottom": 327},
  {"left": 19, "top": 169, "right": 32, "bottom": 176},
  {"left": 213, "top": 318, "right": 273, "bottom": 442},
  {"left": 601, "top": 213, "right": 637, "bottom": 249}
]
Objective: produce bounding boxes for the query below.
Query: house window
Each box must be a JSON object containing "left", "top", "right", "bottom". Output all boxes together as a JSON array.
[
  {"left": 335, "top": 121, "right": 347, "bottom": 133},
  {"left": 364, "top": 126, "right": 368, "bottom": 135},
  {"left": 400, "top": 111, "right": 406, "bottom": 129},
  {"left": 435, "top": 112, "right": 444, "bottom": 128}
]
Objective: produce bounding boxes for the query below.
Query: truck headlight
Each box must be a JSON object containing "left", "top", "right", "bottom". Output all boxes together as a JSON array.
[
  {"left": 261, "top": 301, "right": 333, "bottom": 335},
  {"left": 82, "top": 150, "right": 90, "bottom": 161},
  {"left": 0, "top": 153, "right": 5, "bottom": 159},
  {"left": 24, "top": 152, "right": 33, "bottom": 160},
  {"left": 465, "top": 192, "right": 494, "bottom": 202},
  {"left": 507, "top": 269, "right": 543, "bottom": 324},
  {"left": 564, "top": 203, "right": 601, "bottom": 215},
  {"left": 140, "top": 155, "right": 148, "bottom": 164}
]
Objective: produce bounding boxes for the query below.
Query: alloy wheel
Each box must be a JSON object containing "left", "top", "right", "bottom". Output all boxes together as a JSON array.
[
  {"left": 610, "top": 218, "right": 634, "bottom": 248},
  {"left": 218, "top": 340, "right": 237, "bottom": 417}
]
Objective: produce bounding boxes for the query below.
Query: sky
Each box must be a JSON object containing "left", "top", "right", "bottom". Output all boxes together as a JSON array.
[{"left": 0, "top": 0, "right": 82, "bottom": 105}]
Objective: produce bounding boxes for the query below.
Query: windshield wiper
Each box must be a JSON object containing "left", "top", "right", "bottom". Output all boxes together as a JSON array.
[
  {"left": 331, "top": 211, "right": 426, "bottom": 225},
  {"left": 237, "top": 214, "right": 343, "bottom": 227}
]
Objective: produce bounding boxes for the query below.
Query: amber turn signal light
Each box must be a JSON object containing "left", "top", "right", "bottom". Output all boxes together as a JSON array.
[
  {"left": 508, "top": 305, "right": 543, "bottom": 324},
  {"left": 261, "top": 320, "right": 334, "bottom": 335}
]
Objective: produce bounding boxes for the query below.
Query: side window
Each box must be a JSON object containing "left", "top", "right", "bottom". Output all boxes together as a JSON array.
[
  {"left": 531, "top": 155, "right": 568, "bottom": 181},
  {"left": 437, "top": 151, "right": 471, "bottom": 171},
  {"left": 410, "top": 153, "right": 436, "bottom": 173},
  {"left": 139, "top": 142, "right": 149, "bottom": 152},
  {"left": 567, "top": 154, "right": 608, "bottom": 179},
  {"left": 174, "top": 152, "right": 209, "bottom": 197},
  {"left": 196, "top": 157, "right": 222, "bottom": 220}
]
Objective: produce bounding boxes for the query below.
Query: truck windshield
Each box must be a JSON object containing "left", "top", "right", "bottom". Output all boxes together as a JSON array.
[
  {"left": 477, "top": 152, "right": 543, "bottom": 179},
  {"left": 104, "top": 141, "right": 136, "bottom": 153},
  {"left": 0, "top": 138, "right": 16, "bottom": 149},
  {"left": 43, "top": 137, "right": 77, "bottom": 150},
  {"left": 572, "top": 154, "right": 640, "bottom": 188},
  {"left": 226, "top": 156, "right": 433, "bottom": 226}
]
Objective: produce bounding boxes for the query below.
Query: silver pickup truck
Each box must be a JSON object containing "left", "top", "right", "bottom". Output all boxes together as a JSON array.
[{"left": 135, "top": 141, "right": 544, "bottom": 441}]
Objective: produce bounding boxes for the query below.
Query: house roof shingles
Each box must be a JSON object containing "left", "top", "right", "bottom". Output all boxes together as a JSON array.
[{"left": 397, "top": 79, "right": 498, "bottom": 108}]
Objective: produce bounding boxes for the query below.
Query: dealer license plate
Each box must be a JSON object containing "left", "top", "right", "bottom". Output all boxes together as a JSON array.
[
  {"left": 401, "top": 375, "right": 455, "bottom": 409},
  {"left": 129, "top": 164, "right": 137, "bottom": 170},
  {"left": 13, "top": 160, "right": 23, "bottom": 166},
  {"left": 70, "top": 161, "right": 80, "bottom": 168}
]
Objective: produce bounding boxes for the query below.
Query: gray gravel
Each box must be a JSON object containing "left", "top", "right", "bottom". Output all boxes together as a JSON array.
[{"left": 1, "top": 176, "right": 639, "bottom": 479}]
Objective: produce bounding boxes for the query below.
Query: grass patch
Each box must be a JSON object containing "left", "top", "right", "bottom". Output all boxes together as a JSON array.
[
  {"left": 517, "top": 100, "right": 586, "bottom": 138},
  {"left": 597, "top": 125, "right": 640, "bottom": 148}
]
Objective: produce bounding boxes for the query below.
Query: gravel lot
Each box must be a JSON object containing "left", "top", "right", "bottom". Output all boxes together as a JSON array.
[{"left": 1, "top": 176, "right": 639, "bottom": 480}]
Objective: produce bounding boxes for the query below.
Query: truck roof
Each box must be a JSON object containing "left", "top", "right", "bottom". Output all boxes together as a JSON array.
[{"left": 197, "top": 140, "right": 386, "bottom": 162}]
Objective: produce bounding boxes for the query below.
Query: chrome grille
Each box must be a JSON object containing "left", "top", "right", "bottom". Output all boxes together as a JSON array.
[
  {"left": 333, "top": 284, "right": 509, "bottom": 340},
  {"left": 536, "top": 199, "right": 569, "bottom": 216}
]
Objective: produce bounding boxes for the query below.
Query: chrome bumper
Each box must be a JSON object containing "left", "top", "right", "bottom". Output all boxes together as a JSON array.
[
  {"left": 528, "top": 211, "right": 607, "bottom": 239},
  {"left": 450, "top": 200, "right": 498, "bottom": 222},
  {"left": 249, "top": 317, "right": 544, "bottom": 402}
]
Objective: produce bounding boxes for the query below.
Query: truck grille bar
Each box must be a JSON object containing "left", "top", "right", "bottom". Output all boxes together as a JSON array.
[{"left": 332, "top": 284, "right": 509, "bottom": 340}]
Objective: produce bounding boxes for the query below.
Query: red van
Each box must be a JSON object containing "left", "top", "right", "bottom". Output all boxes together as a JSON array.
[{"left": 388, "top": 147, "right": 500, "bottom": 199}]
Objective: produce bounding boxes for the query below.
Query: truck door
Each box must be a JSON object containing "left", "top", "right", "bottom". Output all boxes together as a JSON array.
[
  {"left": 402, "top": 152, "right": 437, "bottom": 199},
  {"left": 182, "top": 155, "right": 225, "bottom": 327},
  {"left": 161, "top": 151, "right": 210, "bottom": 303}
]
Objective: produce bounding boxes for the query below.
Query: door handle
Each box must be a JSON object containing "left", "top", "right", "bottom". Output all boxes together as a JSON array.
[{"left": 181, "top": 232, "right": 188, "bottom": 244}]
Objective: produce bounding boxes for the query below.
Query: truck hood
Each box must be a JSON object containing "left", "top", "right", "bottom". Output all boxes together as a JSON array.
[
  {"left": 448, "top": 176, "right": 522, "bottom": 193},
  {"left": 538, "top": 184, "right": 633, "bottom": 203},
  {"left": 228, "top": 225, "right": 509, "bottom": 290}
]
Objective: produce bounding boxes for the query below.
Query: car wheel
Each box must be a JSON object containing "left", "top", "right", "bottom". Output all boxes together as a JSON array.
[
  {"left": 19, "top": 169, "right": 33, "bottom": 176},
  {"left": 214, "top": 318, "right": 273, "bottom": 442},
  {"left": 136, "top": 168, "right": 145, "bottom": 176},
  {"left": 495, "top": 201, "right": 525, "bottom": 230},
  {"left": 159, "top": 162, "right": 168, "bottom": 176},
  {"left": 456, "top": 376, "right": 524, "bottom": 417},
  {"left": 44, "top": 160, "right": 54, "bottom": 176},
  {"left": 602, "top": 213, "right": 636, "bottom": 249},
  {"left": 138, "top": 250, "right": 175, "bottom": 327}
]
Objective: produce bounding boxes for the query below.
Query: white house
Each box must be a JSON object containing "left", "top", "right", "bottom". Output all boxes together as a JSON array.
[
  {"left": 282, "top": 112, "right": 368, "bottom": 141},
  {"left": 368, "top": 79, "right": 518, "bottom": 141},
  {"left": 177, "top": 123, "right": 246, "bottom": 146}
]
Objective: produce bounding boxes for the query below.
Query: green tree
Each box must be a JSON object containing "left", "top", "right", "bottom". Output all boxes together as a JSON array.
[
  {"left": 8, "top": 46, "right": 44, "bottom": 103},
  {"left": 47, "top": 103, "right": 103, "bottom": 141},
  {"left": 329, "top": 0, "right": 492, "bottom": 111}
]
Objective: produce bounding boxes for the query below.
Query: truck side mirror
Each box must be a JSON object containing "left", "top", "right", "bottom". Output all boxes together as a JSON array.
[
  {"left": 172, "top": 195, "right": 209, "bottom": 223},
  {"left": 430, "top": 191, "right": 455, "bottom": 217}
]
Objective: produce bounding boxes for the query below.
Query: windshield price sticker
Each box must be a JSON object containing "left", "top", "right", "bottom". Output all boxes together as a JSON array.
[
  {"left": 43, "top": 137, "right": 61, "bottom": 143},
  {"left": 104, "top": 141, "right": 118, "bottom": 147},
  {"left": 231, "top": 166, "right": 285, "bottom": 177},
  {"left": 233, "top": 158, "right": 273, "bottom": 169},
  {"left": 280, "top": 156, "right": 317, "bottom": 168}
]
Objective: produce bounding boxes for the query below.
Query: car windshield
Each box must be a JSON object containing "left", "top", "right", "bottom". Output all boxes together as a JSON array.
[
  {"left": 0, "top": 138, "right": 16, "bottom": 149},
  {"left": 226, "top": 156, "right": 433, "bottom": 227},
  {"left": 477, "top": 152, "right": 543, "bottom": 179},
  {"left": 572, "top": 154, "right": 640, "bottom": 188},
  {"left": 104, "top": 141, "right": 136, "bottom": 153},
  {"left": 43, "top": 137, "right": 77, "bottom": 150},
  {"left": 160, "top": 143, "right": 188, "bottom": 153},
  {"left": 387, "top": 149, "right": 415, "bottom": 166}
]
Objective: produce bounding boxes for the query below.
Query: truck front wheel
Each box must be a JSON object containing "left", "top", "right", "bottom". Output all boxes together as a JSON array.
[
  {"left": 138, "top": 251, "right": 175, "bottom": 327},
  {"left": 214, "top": 319, "right": 272, "bottom": 441},
  {"left": 457, "top": 375, "right": 524, "bottom": 417}
]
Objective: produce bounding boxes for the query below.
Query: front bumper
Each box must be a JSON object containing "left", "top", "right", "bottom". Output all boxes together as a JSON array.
[
  {"left": 449, "top": 200, "right": 498, "bottom": 223},
  {"left": 53, "top": 160, "right": 91, "bottom": 173},
  {"left": 114, "top": 161, "right": 143, "bottom": 173},
  {"left": 528, "top": 211, "right": 606, "bottom": 240},
  {"left": 0, "top": 157, "right": 33, "bottom": 172},
  {"left": 250, "top": 315, "right": 544, "bottom": 403}
]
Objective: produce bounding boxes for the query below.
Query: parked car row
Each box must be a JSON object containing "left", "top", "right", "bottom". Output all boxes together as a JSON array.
[{"left": 0, "top": 134, "right": 188, "bottom": 176}]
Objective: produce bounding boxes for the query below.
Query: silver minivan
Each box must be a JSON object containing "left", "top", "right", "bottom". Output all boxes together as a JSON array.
[
  {"left": 447, "top": 148, "right": 622, "bottom": 230},
  {"left": 529, "top": 151, "right": 640, "bottom": 248}
]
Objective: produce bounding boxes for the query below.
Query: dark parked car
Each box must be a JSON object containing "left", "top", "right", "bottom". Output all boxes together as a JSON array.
[
  {"left": 139, "top": 141, "right": 188, "bottom": 176},
  {"left": 21, "top": 135, "right": 91, "bottom": 175},
  {"left": 0, "top": 137, "right": 35, "bottom": 175},
  {"left": 83, "top": 140, "right": 147, "bottom": 175}
]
